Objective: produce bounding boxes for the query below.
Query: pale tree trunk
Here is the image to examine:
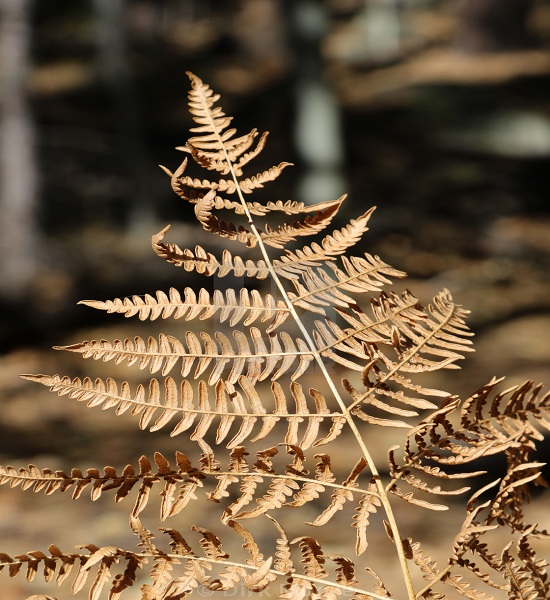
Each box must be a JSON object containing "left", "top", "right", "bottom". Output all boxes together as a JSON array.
[
  {"left": 0, "top": 0, "right": 39, "bottom": 300},
  {"left": 361, "top": 0, "right": 402, "bottom": 63},
  {"left": 286, "top": 0, "right": 345, "bottom": 206}
]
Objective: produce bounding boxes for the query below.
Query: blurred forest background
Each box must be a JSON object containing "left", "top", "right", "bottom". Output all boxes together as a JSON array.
[{"left": 0, "top": 1, "right": 550, "bottom": 597}]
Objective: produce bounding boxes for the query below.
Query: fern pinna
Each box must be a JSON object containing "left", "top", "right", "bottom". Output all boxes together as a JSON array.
[{"left": 2, "top": 72, "right": 549, "bottom": 599}]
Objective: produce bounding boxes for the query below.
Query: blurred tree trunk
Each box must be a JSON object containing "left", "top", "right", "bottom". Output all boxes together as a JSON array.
[
  {"left": 93, "top": 0, "right": 154, "bottom": 232},
  {"left": 286, "top": 0, "right": 345, "bottom": 206},
  {"left": 361, "top": 0, "right": 401, "bottom": 63},
  {"left": 0, "top": 0, "right": 39, "bottom": 300},
  {"left": 456, "top": 0, "right": 537, "bottom": 53}
]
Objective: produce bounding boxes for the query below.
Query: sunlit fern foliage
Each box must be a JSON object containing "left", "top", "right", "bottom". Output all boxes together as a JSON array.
[{"left": 2, "top": 72, "right": 549, "bottom": 600}]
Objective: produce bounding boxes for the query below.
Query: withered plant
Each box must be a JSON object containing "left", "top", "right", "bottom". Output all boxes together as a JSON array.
[{"left": 1, "top": 73, "right": 549, "bottom": 600}]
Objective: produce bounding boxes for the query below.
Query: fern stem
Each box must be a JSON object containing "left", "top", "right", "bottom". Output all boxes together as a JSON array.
[
  {"left": 217, "top": 146, "right": 416, "bottom": 600},
  {"left": 415, "top": 564, "right": 453, "bottom": 598}
]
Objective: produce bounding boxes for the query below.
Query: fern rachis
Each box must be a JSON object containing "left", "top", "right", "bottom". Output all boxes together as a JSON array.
[{"left": 1, "top": 72, "right": 549, "bottom": 599}]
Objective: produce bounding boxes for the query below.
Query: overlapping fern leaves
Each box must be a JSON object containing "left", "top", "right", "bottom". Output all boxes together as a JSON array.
[{"left": 2, "top": 72, "right": 549, "bottom": 599}]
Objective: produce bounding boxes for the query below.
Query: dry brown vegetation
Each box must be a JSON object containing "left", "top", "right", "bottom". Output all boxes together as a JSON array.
[{"left": 0, "top": 73, "right": 549, "bottom": 600}]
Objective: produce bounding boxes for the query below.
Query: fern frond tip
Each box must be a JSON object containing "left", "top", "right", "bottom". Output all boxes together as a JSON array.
[
  {"left": 159, "top": 164, "right": 173, "bottom": 177},
  {"left": 20, "top": 374, "right": 47, "bottom": 384},
  {"left": 151, "top": 224, "right": 172, "bottom": 248},
  {"left": 77, "top": 299, "right": 107, "bottom": 311}
]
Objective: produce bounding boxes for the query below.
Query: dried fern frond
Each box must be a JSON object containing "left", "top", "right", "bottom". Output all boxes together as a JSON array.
[
  {"left": 7, "top": 71, "right": 549, "bottom": 600},
  {"left": 273, "top": 207, "right": 379, "bottom": 279},
  {"left": 193, "top": 189, "right": 345, "bottom": 249},
  {"left": 21, "top": 374, "right": 351, "bottom": 450},
  {"left": 152, "top": 225, "right": 271, "bottom": 278},
  {"left": 287, "top": 255, "right": 404, "bottom": 313},
  {"left": 53, "top": 326, "right": 312, "bottom": 384},
  {"left": 79, "top": 287, "right": 290, "bottom": 331}
]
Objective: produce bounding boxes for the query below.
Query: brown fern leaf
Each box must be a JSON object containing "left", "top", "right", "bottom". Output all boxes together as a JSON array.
[
  {"left": 489, "top": 449, "right": 546, "bottom": 533},
  {"left": 327, "top": 290, "right": 473, "bottom": 428},
  {"left": 449, "top": 542, "right": 506, "bottom": 597},
  {"left": 222, "top": 471, "right": 264, "bottom": 524},
  {"left": 0, "top": 544, "right": 151, "bottom": 600},
  {"left": 243, "top": 556, "right": 276, "bottom": 592},
  {"left": 157, "top": 561, "right": 204, "bottom": 598},
  {"left": 194, "top": 190, "right": 345, "bottom": 249},
  {"left": 164, "top": 73, "right": 348, "bottom": 251},
  {"left": 287, "top": 255, "right": 403, "bottom": 315},
  {"left": 152, "top": 225, "right": 270, "bottom": 278},
  {"left": 365, "top": 566, "right": 393, "bottom": 598},
  {"left": 293, "top": 537, "right": 328, "bottom": 580},
  {"left": 54, "top": 326, "right": 312, "bottom": 385},
  {"left": 0, "top": 451, "right": 209, "bottom": 521},
  {"left": 185, "top": 72, "right": 234, "bottom": 155},
  {"left": 283, "top": 472, "right": 325, "bottom": 509},
  {"left": 450, "top": 481, "right": 502, "bottom": 557},
  {"left": 331, "top": 554, "right": 358, "bottom": 587},
  {"left": 279, "top": 577, "right": 317, "bottom": 599},
  {"left": 172, "top": 159, "right": 292, "bottom": 195},
  {"left": 165, "top": 152, "right": 344, "bottom": 220},
  {"left": 232, "top": 476, "right": 300, "bottom": 520},
  {"left": 219, "top": 448, "right": 369, "bottom": 524},
  {"left": 226, "top": 520, "right": 264, "bottom": 567},
  {"left": 407, "top": 539, "right": 443, "bottom": 587},
  {"left": 140, "top": 556, "right": 177, "bottom": 600},
  {"left": 500, "top": 543, "right": 541, "bottom": 600},
  {"left": 159, "top": 528, "right": 196, "bottom": 557},
  {"left": 208, "top": 446, "right": 249, "bottom": 503},
  {"left": 265, "top": 515, "right": 295, "bottom": 575},
  {"left": 444, "top": 574, "right": 495, "bottom": 599},
  {"left": 21, "top": 374, "right": 346, "bottom": 450},
  {"left": 182, "top": 73, "right": 270, "bottom": 174},
  {"left": 168, "top": 159, "right": 342, "bottom": 218},
  {"left": 387, "top": 444, "right": 473, "bottom": 512},
  {"left": 278, "top": 541, "right": 378, "bottom": 600},
  {"left": 79, "top": 287, "right": 290, "bottom": 331},
  {"left": 461, "top": 377, "right": 550, "bottom": 444},
  {"left": 142, "top": 453, "right": 205, "bottom": 520},
  {"left": 182, "top": 72, "right": 293, "bottom": 195},
  {"left": 352, "top": 480, "right": 382, "bottom": 555},
  {"left": 273, "top": 208, "right": 378, "bottom": 280},
  {"left": 226, "top": 162, "right": 291, "bottom": 193},
  {"left": 386, "top": 377, "right": 550, "bottom": 517},
  {"left": 183, "top": 128, "right": 267, "bottom": 177},
  {"left": 192, "top": 526, "right": 230, "bottom": 561},
  {"left": 517, "top": 527, "right": 549, "bottom": 599},
  {"left": 223, "top": 520, "right": 277, "bottom": 590},
  {"left": 307, "top": 458, "right": 368, "bottom": 527},
  {"left": 330, "top": 289, "right": 473, "bottom": 373},
  {"left": 386, "top": 400, "right": 493, "bottom": 513}
]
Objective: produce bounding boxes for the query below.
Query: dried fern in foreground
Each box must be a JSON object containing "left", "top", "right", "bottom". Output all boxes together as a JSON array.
[{"left": 2, "top": 72, "right": 549, "bottom": 599}]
